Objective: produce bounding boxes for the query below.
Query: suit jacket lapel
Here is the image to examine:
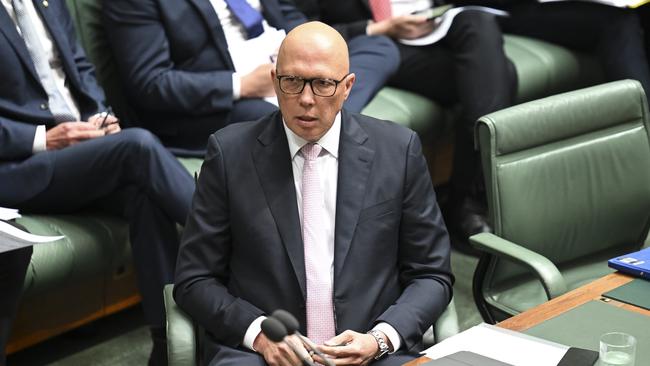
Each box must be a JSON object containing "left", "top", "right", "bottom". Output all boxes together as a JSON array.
[
  {"left": 334, "top": 111, "right": 374, "bottom": 278},
  {"left": 253, "top": 112, "right": 306, "bottom": 300},
  {"left": 0, "top": 4, "right": 40, "bottom": 84},
  {"left": 189, "top": 0, "right": 235, "bottom": 70}
]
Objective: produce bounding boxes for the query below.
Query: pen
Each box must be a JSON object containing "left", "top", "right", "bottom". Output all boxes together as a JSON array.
[{"left": 99, "top": 106, "right": 113, "bottom": 129}]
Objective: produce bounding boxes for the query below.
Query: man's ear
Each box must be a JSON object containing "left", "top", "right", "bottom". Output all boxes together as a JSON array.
[{"left": 343, "top": 73, "right": 356, "bottom": 100}]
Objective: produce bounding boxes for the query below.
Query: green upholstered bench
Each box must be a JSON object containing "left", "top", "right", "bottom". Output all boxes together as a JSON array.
[
  {"left": 6, "top": 0, "right": 602, "bottom": 355},
  {"left": 7, "top": 161, "right": 200, "bottom": 354}
]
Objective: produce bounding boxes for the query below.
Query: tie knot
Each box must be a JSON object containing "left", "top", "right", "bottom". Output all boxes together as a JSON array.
[{"left": 300, "top": 143, "right": 322, "bottom": 161}]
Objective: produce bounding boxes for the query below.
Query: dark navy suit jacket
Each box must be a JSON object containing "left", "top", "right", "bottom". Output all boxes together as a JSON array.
[
  {"left": 0, "top": 0, "right": 105, "bottom": 205},
  {"left": 174, "top": 109, "right": 454, "bottom": 364},
  {"left": 103, "top": 0, "right": 306, "bottom": 153}
]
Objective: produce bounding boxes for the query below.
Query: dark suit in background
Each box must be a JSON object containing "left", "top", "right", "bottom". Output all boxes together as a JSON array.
[
  {"left": 485, "top": 0, "right": 650, "bottom": 106},
  {"left": 292, "top": 0, "right": 516, "bottom": 246},
  {"left": 0, "top": 1, "right": 194, "bottom": 363},
  {"left": 174, "top": 110, "right": 453, "bottom": 365},
  {"left": 102, "top": 0, "right": 399, "bottom": 156}
]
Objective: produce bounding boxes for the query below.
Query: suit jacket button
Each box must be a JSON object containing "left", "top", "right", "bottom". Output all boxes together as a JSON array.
[{"left": 39, "top": 103, "right": 48, "bottom": 110}]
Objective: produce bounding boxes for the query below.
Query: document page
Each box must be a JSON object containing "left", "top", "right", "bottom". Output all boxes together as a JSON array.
[
  {"left": 537, "top": 0, "right": 650, "bottom": 8},
  {"left": 422, "top": 323, "right": 568, "bottom": 366},
  {"left": 0, "top": 219, "right": 64, "bottom": 253},
  {"left": 399, "top": 6, "right": 508, "bottom": 46},
  {"left": 0, "top": 206, "right": 20, "bottom": 221}
]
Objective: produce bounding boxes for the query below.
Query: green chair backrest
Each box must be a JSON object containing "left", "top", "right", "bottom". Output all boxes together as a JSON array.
[
  {"left": 65, "top": 0, "right": 136, "bottom": 124},
  {"left": 477, "top": 79, "right": 650, "bottom": 286}
]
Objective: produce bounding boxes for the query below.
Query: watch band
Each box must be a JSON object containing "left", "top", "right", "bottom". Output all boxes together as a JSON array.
[{"left": 367, "top": 329, "right": 390, "bottom": 360}]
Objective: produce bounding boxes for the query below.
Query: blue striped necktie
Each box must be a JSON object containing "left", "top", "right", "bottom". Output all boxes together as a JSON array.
[{"left": 224, "top": 0, "right": 264, "bottom": 39}]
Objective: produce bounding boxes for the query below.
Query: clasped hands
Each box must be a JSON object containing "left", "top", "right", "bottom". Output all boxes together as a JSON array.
[
  {"left": 255, "top": 329, "right": 389, "bottom": 366},
  {"left": 45, "top": 112, "right": 120, "bottom": 150}
]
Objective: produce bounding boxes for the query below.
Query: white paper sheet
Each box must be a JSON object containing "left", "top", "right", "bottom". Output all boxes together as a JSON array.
[
  {"left": 0, "top": 206, "right": 20, "bottom": 221},
  {"left": 538, "top": 0, "right": 650, "bottom": 8},
  {"left": 422, "top": 323, "right": 568, "bottom": 366},
  {"left": 228, "top": 28, "right": 286, "bottom": 106},
  {"left": 0, "top": 220, "right": 64, "bottom": 253},
  {"left": 399, "top": 6, "right": 509, "bottom": 46}
]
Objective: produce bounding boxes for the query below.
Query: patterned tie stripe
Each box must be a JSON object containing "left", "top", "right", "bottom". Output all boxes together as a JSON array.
[{"left": 300, "top": 143, "right": 336, "bottom": 346}]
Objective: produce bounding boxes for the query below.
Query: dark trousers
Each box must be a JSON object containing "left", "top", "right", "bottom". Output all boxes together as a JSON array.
[
  {"left": 17, "top": 128, "right": 194, "bottom": 328},
  {"left": 387, "top": 11, "right": 516, "bottom": 198},
  {"left": 501, "top": 2, "right": 650, "bottom": 106},
  {"left": 0, "top": 246, "right": 32, "bottom": 366}
]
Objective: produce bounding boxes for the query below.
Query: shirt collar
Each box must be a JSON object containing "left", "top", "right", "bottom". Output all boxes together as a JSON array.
[{"left": 283, "top": 112, "right": 341, "bottom": 159}]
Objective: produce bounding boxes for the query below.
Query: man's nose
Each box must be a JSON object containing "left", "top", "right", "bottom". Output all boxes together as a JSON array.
[{"left": 299, "top": 83, "right": 316, "bottom": 106}]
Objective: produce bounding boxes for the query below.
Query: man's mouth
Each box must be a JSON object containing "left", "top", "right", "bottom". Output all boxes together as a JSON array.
[{"left": 297, "top": 115, "right": 318, "bottom": 123}]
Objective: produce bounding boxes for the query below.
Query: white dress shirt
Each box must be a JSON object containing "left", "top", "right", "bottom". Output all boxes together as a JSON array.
[
  {"left": 1, "top": 0, "right": 81, "bottom": 153},
  {"left": 390, "top": 0, "right": 433, "bottom": 16},
  {"left": 242, "top": 113, "right": 402, "bottom": 353},
  {"left": 208, "top": 0, "right": 284, "bottom": 100}
]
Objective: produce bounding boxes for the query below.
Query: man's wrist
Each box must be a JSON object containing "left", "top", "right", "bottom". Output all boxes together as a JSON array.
[{"left": 367, "top": 329, "right": 390, "bottom": 360}]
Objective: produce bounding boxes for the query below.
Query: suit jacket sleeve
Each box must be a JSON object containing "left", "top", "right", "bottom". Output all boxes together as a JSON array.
[
  {"left": 174, "top": 134, "right": 265, "bottom": 348},
  {"left": 103, "top": 0, "right": 237, "bottom": 115},
  {"left": 0, "top": 117, "right": 37, "bottom": 160},
  {"left": 277, "top": 0, "right": 308, "bottom": 30},
  {"left": 289, "top": 0, "right": 369, "bottom": 41},
  {"left": 375, "top": 131, "right": 454, "bottom": 351}
]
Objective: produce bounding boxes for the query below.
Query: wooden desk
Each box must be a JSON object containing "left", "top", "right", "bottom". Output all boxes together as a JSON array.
[{"left": 404, "top": 272, "right": 650, "bottom": 366}]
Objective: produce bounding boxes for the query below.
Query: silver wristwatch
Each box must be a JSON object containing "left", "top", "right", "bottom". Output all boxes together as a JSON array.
[{"left": 367, "top": 329, "right": 390, "bottom": 360}]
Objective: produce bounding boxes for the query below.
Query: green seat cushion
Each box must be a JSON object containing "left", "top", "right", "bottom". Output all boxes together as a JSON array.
[
  {"left": 12, "top": 214, "right": 137, "bottom": 339},
  {"left": 504, "top": 35, "right": 602, "bottom": 103},
  {"left": 177, "top": 157, "right": 203, "bottom": 177},
  {"left": 362, "top": 87, "right": 452, "bottom": 139}
]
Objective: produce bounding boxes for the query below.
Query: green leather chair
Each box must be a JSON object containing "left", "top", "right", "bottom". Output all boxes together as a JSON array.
[
  {"left": 163, "top": 284, "right": 459, "bottom": 366},
  {"left": 470, "top": 80, "right": 650, "bottom": 323}
]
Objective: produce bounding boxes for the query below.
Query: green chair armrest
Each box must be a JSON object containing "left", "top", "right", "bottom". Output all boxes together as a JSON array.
[
  {"left": 164, "top": 284, "right": 197, "bottom": 366},
  {"left": 422, "top": 296, "right": 459, "bottom": 347},
  {"left": 469, "top": 233, "right": 568, "bottom": 300},
  {"left": 433, "top": 296, "right": 459, "bottom": 343}
]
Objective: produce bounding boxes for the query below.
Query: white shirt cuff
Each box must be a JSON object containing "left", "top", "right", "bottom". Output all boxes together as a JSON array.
[
  {"left": 32, "top": 125, "right": 46, "bottom": 153},
  {"left": 232, "top": 72, "right": 242, "bottom": 100},
  {"left": 373, "top": 322, "right": 402, "bottom": 353},
  {"left": 243, "top": 315, "right": 267, "bottom": 351}
]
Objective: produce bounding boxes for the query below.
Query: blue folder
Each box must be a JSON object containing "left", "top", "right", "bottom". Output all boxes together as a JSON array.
[{"left": 608, "top": 247, "right": 650, "bottom": 279}]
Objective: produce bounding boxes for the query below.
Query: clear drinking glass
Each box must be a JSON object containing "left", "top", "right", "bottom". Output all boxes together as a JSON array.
[{"left": 598, "top": 332, "right": 636, "bottom": 366}]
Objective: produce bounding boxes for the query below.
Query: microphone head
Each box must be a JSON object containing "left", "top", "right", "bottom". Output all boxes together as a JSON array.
[
  {"left": 272, "top": 309, "right": 300, "bottom": 334},
  {"left": 261, "top": 317, "right": 288, "bottom": 342}
]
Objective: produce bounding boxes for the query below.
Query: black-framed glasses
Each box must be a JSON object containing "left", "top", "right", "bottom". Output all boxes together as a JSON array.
[{"left": 276, "top": 73, "right": 351, "bottom": 97}]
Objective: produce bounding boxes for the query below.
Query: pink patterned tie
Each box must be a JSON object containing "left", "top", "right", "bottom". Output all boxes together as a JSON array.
[
  {"left": 300, "top": 143, "right": 336, "bottom": 345},
  {"left": 369, "top": 0, "right": 392, "bottom": 22}
]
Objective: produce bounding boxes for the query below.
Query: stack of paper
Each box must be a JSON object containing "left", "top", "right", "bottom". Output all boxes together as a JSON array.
[
  {"left": 538, "top": 0, "right": 650, "bottom": 8},
  {"left": 422, "top": 323, "right": 568, "bottom": 366},
  {"left": 1, "top": 206, "right": 64, "bottom": 253}
]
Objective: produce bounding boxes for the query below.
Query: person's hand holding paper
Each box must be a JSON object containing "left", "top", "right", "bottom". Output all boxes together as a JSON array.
[{"left": 367, "top": 14, "right": 435, "bottom": 39}]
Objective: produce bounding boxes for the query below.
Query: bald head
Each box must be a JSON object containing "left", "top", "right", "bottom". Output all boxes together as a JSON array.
[
  {"left": 277, "top": 22, "right": 349, "bottom": 74},
  {"left": 272, "top": 21, "right": 355, "bottom": 142}
]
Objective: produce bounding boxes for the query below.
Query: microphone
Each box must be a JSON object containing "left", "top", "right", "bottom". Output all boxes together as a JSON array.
[
  {"left": 261, "top": 317, "right": 315, "bottom": 366},
  {"left": 271, "top": 310, "right": 335, "bottom": 366}
]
